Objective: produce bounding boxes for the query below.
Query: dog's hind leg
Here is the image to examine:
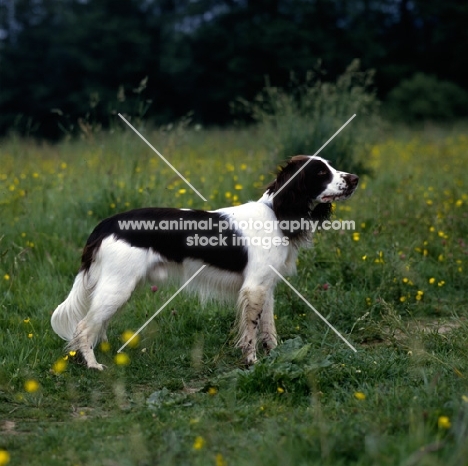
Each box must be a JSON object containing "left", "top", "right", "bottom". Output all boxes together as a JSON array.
[
  {"left": 67, "top": 238, "right": 150, "bottom": 370},
  {"left": 68, "top": 277, "right": 138, "bottom": 370}
]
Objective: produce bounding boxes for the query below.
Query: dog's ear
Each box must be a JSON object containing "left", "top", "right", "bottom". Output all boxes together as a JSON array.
[
  {"left": 266, "top": 157, "right": 309, "bottom": 197},
  {"left": 266, "top": 156, "right": 334, "bottom": 233},
  {"left": 266, "top": 157, "right": 312, "bottom": 225}
]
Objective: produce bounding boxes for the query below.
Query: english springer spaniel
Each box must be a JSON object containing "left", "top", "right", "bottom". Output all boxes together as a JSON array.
[{"left": 51, "top": 155, "right": 359, "bottom": 369}]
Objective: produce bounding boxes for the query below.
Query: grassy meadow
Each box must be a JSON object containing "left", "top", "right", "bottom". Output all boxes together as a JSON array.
[{"left": 1, "top": 122, "right": 468, "bottom": 465}]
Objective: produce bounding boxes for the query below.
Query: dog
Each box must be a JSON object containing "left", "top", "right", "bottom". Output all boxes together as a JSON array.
[{"left": 51, "top": 155, "right": 359, "bottom": 369}]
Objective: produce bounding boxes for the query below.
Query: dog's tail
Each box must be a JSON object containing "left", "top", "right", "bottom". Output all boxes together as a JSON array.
[{"left": 51, "top": 270, "right": 91, "bottom": 341}]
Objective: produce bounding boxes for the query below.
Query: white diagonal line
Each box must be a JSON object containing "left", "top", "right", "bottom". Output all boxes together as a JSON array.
[
  {"left": 271, "top": 114, "right": 356, "bottom": 200},
  {"left": 118, "top": 113, "right": 208, "bottom": 202},
  {"left": 268, "top": 265, "right": 357, "bottom": 352},
  {"left": 117, "top": 265, "right": 207, "bottom": 353}
]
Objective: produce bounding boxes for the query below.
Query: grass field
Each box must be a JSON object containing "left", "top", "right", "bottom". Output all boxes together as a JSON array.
[{"left": 1, "top": 122, "right": 468, "bottom": 465}]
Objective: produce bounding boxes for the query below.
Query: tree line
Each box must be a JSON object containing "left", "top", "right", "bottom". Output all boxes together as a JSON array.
[{"left": 1, "top": 0, "right": 467, "bottom": 138}]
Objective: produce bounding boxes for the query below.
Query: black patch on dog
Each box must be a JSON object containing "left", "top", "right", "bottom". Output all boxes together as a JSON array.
[{"left": 81, "top": 208, "right": 248, "bottom": 273}]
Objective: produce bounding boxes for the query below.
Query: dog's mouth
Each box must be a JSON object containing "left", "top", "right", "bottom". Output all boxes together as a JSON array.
[{"left": 319, "top": 191, "right": 355, "bottom": 203}]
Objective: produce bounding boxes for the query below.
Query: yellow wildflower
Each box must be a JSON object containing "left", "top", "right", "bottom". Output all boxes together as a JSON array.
[
  {"left": 53, "top": 358, "right": 68, "bottom": 374},
  {"left": 100, "top": 342, "right": 111, "bottom": 352},
  {"left": 121, "top": 330, "right": 140, "bottom": 349},
  {"left": 438, "top": 416, "right": 451, "bottom": 429},
  {"left": 0, "top": 450, "right": 10, "bottom": 466},
  {"left": 114, "top": 353, "right": 130, "bottom": 366},
  {"left": 193, "top": 436, "right": 205, "bottom": 450},
  {"left": 374, "top": 251, "right": 384, "bottom": 263},
  {"left": 24, "top": 379, "right": 40, "bottom": 393},
  {"left": 354, "top": 392, "right": 366, "bottom": 400},
  {"left": 216, "top": 453, "right": 227, "bottom": 466}
]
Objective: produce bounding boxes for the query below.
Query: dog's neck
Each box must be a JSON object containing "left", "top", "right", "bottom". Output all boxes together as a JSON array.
[{"left": 258, "top": 191, "right": 332, "bottom": 240}]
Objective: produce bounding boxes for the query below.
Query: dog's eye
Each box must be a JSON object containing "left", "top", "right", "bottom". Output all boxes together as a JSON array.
[{"left": 318, "top": 170, "right": 328, "bottom": 176}]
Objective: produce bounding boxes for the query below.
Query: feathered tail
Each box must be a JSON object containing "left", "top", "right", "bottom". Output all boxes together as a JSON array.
[{"left": 51, "top": 271, "right": 91, "bottom": 341}]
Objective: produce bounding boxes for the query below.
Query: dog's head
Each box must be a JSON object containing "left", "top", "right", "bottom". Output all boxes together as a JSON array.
[
  {"left": 305, "top": 156, "right": 359, "bottom": 202},
  {"left": 265, "top": 155, "right": 359, "bottom": 228},
  {"left": 267, "top": 155, "right": 359, "bottom": 203}
]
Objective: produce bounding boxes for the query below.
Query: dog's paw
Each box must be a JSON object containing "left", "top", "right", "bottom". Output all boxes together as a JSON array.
[
  {"left": 244, "top": 354, "right": 257, "bottom": 366},
  {"left": 87, "top": 362, "right": 106, "bottom": 371},
  {"left": 261, "top": 337, "right": 277, "bottom": 352}
]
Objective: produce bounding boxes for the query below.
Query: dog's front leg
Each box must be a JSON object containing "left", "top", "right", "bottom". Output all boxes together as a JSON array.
[
  {"left": 259, "top": 289, "right": 277, "bottom": 352},
  {"left": 236, "top": 287, "right": 267, "bottom": 365}
]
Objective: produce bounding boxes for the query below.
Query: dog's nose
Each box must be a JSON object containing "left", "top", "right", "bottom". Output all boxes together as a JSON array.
[{"left": 347, "top": 174, "right": 359, "bottom": 187}]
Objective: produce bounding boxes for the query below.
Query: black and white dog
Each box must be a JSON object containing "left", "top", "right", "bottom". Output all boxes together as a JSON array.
[{"left": 51, "top": 155, "right": 358, "bottom": 369}]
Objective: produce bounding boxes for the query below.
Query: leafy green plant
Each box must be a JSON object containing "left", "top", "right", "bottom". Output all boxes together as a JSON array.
[
  {"left": 211, "top": 338, "right": 332, "bottom": 397},
  {"left": 233, "top": 59, "right": 380, "bottom": 174}
]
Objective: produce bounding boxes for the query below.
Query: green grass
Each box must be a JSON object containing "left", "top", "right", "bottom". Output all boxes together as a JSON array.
[{"left": 1, "top": 123, "right": 468, "bottom": 465}]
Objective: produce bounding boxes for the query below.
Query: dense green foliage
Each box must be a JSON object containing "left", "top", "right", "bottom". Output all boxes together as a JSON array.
[
  {"left": 386, "top": 74, "right": 468, "bottom": 123},
  {"left": 1, "top": 0, "right": 468, "bottom": 137}
]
